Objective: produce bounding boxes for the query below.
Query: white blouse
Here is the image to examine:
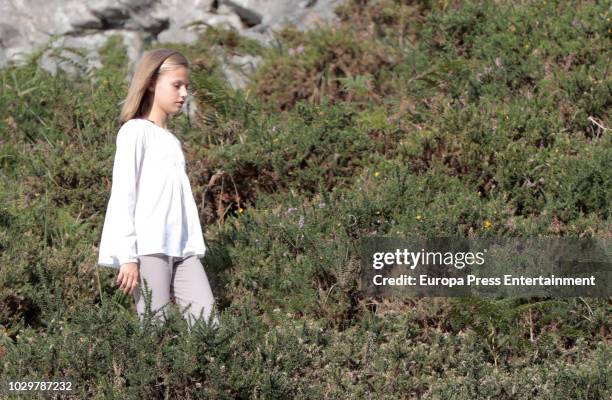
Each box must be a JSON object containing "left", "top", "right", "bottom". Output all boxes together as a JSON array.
[{"left": 98, "top": 118, "right": 207, "bottom": 269}]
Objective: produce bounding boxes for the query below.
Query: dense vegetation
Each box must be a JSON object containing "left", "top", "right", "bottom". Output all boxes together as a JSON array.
[{"left": 0, "top": 0, "right": 610, "bottom": 398}]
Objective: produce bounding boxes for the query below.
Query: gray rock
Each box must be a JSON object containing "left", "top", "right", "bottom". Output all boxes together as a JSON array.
[
  {"left": 0, "top": 0, "right": 343, "bottom": 89},
  {"left": 221, "top": 53, "right": 262, "bottom": 90},
  {"left": 222, "top": 0, "right": 263, "bottom": 27}
]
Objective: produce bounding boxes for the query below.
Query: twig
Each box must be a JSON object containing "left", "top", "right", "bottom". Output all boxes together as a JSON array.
[
  {"left": 578, "top": 296, "right": 594, "bottom": 323},
  {"left": 587, "top": 116, "right": 610, "bottom": 137},
  {"left": 529, "top": 308, "right": 534, "bottom": 343},
  {"left": 323, "top": 283, "right": 338, "bottom": 306}
]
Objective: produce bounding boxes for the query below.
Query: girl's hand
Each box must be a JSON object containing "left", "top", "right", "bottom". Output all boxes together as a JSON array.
[{"left": 117, "top": 262, "right": 139, "bottom": 295}]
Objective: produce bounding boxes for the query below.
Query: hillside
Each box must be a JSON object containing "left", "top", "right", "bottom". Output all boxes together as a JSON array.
[{"left": 0, "top": 0, "right": 610, "bottom": 398}]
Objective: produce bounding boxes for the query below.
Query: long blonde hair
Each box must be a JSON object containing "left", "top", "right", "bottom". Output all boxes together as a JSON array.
[{"left": 118, "top": 49, "right": 189, "bottom": 124}]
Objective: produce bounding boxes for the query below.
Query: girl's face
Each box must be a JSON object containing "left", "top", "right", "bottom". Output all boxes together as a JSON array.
[{"left": 148, "top": 66, "right": 190, "bottom": 116}]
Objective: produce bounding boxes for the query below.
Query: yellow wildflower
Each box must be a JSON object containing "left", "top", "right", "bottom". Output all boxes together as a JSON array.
[
  {"left": 483, "top": 219, "right": 493, "bottom": 229},
  {"left": 374, "top": 171, "right": 380, "bottom": 177}
]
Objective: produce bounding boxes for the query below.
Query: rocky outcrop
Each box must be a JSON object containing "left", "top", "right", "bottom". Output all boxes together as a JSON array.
[{"left": 0, "top": 0, "right": 344, "bottom": 89}]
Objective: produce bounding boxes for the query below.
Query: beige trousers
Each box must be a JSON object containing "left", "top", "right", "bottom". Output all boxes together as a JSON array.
[{"left": 132, "top": 253, "right": 219, "bottom": 329}]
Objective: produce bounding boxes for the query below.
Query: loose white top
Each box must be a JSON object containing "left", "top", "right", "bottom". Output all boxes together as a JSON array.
[{"left": 98, "top": 118, "right": 206, "bottom": 269}]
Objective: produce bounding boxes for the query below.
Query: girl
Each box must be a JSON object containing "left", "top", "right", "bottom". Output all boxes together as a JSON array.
[{"left": 97, "top": 48, "right": 219, "bottom": 330}]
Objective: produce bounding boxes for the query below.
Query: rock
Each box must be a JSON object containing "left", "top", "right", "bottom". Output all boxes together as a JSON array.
[
  {"left": 221, "top": 54, "right": 263, "bottom": 90},
  {"left": 221, "top": 0, "right": 263, "bottom": 27},
  {"left": 0, "top": 0, "right": 343, "bottom": 89}
]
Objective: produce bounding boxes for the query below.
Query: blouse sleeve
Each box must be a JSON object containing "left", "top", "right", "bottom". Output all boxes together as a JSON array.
[{"left": 98, "top": 121, "right": 146, "bottom": 268}]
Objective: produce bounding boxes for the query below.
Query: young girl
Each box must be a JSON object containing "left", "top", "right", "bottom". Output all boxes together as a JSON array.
[{"left": 97, "top": 48, "right": 219, "bottom": 330}]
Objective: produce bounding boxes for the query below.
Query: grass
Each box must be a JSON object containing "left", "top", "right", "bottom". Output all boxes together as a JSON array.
[{"left": 0, "top": 0, "right": 610, "bottom": 398}]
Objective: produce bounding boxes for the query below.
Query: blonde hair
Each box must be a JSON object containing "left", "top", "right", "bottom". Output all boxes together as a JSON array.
[{"left": 118, "top": 49, "right": 189, "bottom": 124}]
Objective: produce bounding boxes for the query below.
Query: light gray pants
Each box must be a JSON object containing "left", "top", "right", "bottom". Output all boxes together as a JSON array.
[{"left": 132, "top": 253, "right": 219, "bottom": 329}]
